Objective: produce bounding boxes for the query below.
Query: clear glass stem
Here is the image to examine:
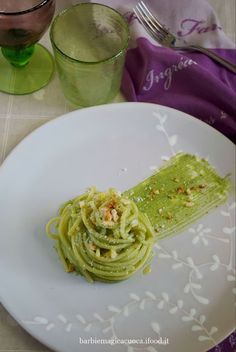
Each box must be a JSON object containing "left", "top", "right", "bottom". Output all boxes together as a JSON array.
[{"left": 1, "top": 44, "right": 35, "bottom": 67}]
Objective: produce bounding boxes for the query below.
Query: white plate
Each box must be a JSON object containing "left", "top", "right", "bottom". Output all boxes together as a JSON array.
[{"left": 0, "top": 103, "right": 235, "bottom": 352}]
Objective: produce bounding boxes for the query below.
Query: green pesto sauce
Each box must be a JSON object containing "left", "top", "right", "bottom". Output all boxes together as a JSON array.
[{"left": 124, "top": 153, "right": 230, "bottom": 239}]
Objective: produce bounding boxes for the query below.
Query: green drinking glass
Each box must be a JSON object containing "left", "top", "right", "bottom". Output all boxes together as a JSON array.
[
  {"left": 0, "top": 0, "right": 55, "bottom": 95},
  {"left": 50, "top": 3, "right": 130, "bottom": 107}
]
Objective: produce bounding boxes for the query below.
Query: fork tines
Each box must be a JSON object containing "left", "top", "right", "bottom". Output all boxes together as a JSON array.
[{"left": 134, "top": 0, "right": 169, "bottom": 41}]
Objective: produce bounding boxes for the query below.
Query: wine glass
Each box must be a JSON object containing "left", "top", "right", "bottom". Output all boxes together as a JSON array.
[{"left": 0, "top": 0, "right": 55, "bottom": 95}]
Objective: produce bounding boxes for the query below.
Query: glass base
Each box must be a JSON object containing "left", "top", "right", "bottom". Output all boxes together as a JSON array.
[{"left": 0, "top": 44, "right": 54, "bottom": 95}]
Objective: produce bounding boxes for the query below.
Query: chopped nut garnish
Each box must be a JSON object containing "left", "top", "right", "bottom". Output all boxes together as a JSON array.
[
  {"left": 111, "top": 208, "right": 119, "bottom": 222},
  {"left": 199, "top": 184, "right": 207, "bottom": 189},
  {"left": 88, "top": 243, "right": 96, "bottom": 251},
  {"left": 158, "top": 208, "right": 163, "bottom": 214},
  {"left": 184, "top": 201, "right": 194, "bottom": 207},
  {"left": 177, "top": 186, "right": 184, "bottom": 194},
  {"left": 101, "top": 198, "right": 120, "bottom": 224},
  {"left": 148, "top": 189, "right": 160, "bottom": 199},
  {"left": 102, "top": 207, "right": 112, "bottom": 222}
]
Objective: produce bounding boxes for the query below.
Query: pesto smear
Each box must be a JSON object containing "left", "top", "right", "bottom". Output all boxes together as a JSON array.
[{"left": 124, "top": 153, "right": 230, "bottom": 239}]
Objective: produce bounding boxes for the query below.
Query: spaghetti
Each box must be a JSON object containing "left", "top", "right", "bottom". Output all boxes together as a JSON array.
[{"left": 46, "top": 187, "right": 155, "bottom": 282}]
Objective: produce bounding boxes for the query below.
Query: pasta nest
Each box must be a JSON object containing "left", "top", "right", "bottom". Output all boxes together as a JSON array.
[{"left": 46, "top": 187, "right": 155, "bottom": 282}]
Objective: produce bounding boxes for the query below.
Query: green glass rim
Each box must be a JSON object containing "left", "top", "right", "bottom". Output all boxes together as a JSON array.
[
  {"left": 50, "top": 2, "right": 130, "bottom": 65},
  {"left": 0, "top": 0, "right": 52, "bottom": 16}
]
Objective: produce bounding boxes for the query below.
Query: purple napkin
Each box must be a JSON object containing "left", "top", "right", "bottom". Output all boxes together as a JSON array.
[
  {"left": 93, "top": 0, "right": 235, "bottom": 349},
  {"left": 208, "top": 330, "right": 236, "bottom": 352},
  {"left": 95, "top": 0, "right": 236, "bottom": 143},
  {"left": 122, "top": 37, "right": 236, "bottom": 143}
]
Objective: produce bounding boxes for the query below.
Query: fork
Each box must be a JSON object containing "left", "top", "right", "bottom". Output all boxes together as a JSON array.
[{"left": 134, "top": 0, "right": 236, "bottom": 74}]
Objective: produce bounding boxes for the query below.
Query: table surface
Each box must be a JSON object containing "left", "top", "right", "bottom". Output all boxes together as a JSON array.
[{"left": 0, "top": 1, "right": 235, "bottom": 351}]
